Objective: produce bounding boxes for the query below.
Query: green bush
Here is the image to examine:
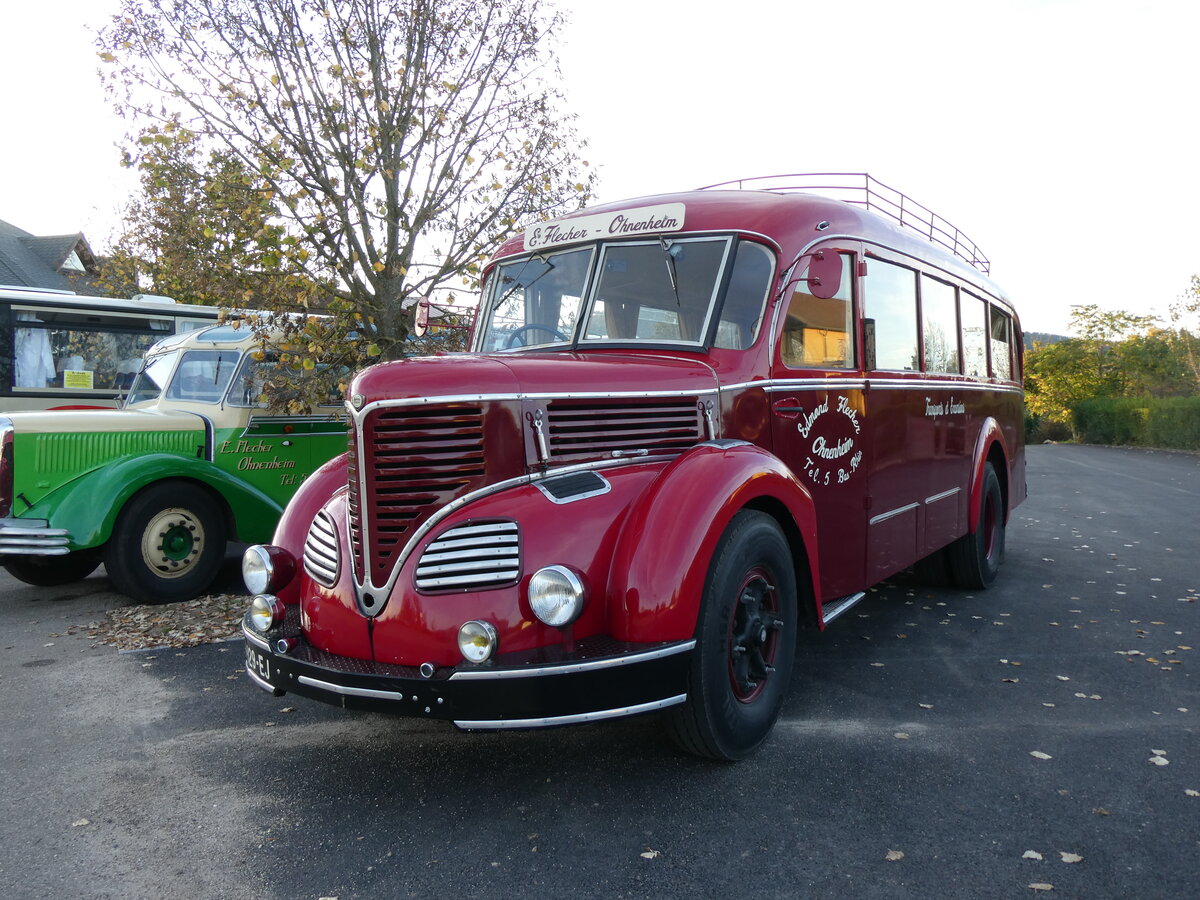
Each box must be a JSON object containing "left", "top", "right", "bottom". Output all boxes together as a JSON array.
[
  {"left": 1024, "top": 413, "right": 1072, "bottom": 443},
  {"left": 1071, "top": 396, "right": 1200, "bottom": 450},
  {"left": 1143, "top": 396, "right": 1200, "bottom": 450}
]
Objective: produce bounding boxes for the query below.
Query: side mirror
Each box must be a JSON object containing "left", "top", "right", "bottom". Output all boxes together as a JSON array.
[{"left": 805, "top": 249, "right": 843, "bottom": 300}]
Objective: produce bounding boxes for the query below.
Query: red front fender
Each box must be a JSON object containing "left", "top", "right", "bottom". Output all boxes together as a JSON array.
[{"left": 606, "top": 442, "right": 821, "bottom": 643}]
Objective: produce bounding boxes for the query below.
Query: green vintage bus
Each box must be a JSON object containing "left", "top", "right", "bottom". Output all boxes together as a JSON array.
[{"left": 0, "top": 323, "right": 348, "bottom": 603}]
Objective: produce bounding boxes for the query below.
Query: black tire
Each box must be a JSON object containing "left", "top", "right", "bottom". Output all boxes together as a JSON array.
[
  {"left": 947, "top": 462, "right": 1005, "bottom": 589},
  {"left": 103, "top": 481, "right": 227, "bottom": 604},
  {"left": 668, "top": 510, "right": 798, "bottom": 761},
  {"left": 4, "top": 552, "right": 100, "bottom": 587}
]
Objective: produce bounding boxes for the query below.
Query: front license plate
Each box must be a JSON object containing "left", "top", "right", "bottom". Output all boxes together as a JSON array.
[{"left": 245, "top": 641, "right": 272, "bottom": 683}]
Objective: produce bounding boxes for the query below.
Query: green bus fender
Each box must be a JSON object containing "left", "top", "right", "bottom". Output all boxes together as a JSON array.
[{"left": 19, "top": 453, "right": 285, "bottom": 551}]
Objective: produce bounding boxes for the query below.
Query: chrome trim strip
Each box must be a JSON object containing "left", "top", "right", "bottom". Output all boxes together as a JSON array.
[
  {"left": 245, "top": 666, "right": 276, "bottom": 694},
  {"left": 869, "top": 502, "right": 919, "bottom": 526},
  {"left": 354, "top": 455, "right": 679, "bottom": 605},
  {"left": 350, "top": 388, "right": 722, "bottom": 422},
  {"left": 755, "top": 377, "right": 1019, "bottom": 394},
  {"left": 242, "top": 628, "right": 271, "bottom": 651},
  {"left": 0, "top": 518, "right": 65, "bottom": 534},
  {"left": 415, "top": 570, "right": 521, "bottom": 589},
  {"left": 297, "top": 675, "right": 409, "bottom": 701},
  {"left": 821, "top": 592, "right": 866, "bottom": 625},
  {"left": 454, "top": 694, "right": 688, "bottom": 730},
  {"left": 760, "top": 379, "right": 869, "bottom": 392},
  {"left": 449, "top": 640, "right": 696, "bottom": 681},
  {"left": 925, "top": 487, "right": 960, "bottom": 505}
]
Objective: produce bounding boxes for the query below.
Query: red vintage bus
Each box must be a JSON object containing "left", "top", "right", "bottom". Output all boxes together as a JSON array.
[{"left": 240, "top": 173, "right": 1025, "bottom": 760}]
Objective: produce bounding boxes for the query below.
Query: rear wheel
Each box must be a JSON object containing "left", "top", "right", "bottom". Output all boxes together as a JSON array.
[
  {"left": 4, "top": 552, "right": 100, "bottom": 587},
  {"left": 104, "top": 481, "right": 227, "bottom": 604},
  {"left": 668, "top": 510, "right": 798, "bottom": 761},
  {"left": 947, "top": 462, "right": 1005, "bottom": 589}
]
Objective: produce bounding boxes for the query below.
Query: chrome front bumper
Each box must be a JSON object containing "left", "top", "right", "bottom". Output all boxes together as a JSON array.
[
  {"left": 0, "top": 518, "right": 70, "bottom": 556},
  {"left": 242, "top": 615, "right": 694, "bottom": 730}
]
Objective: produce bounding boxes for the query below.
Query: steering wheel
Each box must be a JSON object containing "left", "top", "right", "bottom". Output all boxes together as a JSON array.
[{"left": 504, "top": 323, "right": 569, "bottom": 348}]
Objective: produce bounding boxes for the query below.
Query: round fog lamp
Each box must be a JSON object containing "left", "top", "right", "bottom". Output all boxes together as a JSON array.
[
  {"left": 458, "top": 620, "right": 498, "bottom": 663},
  {"left": 528, "top": 565, "right": 585, "bottom": 627},
  {"left": 248, "top": 594, "right": 284, "bottom": 634}
]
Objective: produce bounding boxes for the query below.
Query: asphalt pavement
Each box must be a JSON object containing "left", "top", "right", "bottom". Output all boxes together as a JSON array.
[{"left": 0, "top": 443, "right": 1196, "bottom": 899}]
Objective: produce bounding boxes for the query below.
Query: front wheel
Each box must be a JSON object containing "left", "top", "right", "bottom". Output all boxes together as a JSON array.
[
  {"left": 4, "top": 552, "right": 100, "bottom": 587},
  {"left": 947, "top": 462, "right": 1005, "bottom": 589},
  {"left": 103, "top": 481, "right": 228, "bottom": 604},
  {"left": 668, "top": 510, "right": 799, "bottom": 761}
]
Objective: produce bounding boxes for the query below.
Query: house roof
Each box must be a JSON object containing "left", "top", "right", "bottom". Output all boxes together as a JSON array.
[{"left": 0, "top": 219, "right": 98, "bottom": 291}]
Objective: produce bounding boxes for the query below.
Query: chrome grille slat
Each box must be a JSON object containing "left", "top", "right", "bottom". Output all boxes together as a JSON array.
[
  {"left": 414, "top": 520, "right": 521, "bottom": 592},
  {"left": 350, "top": 405, "right": 488, "bottom": 583},
  {"left": 546, "top": 398, "right": 704, "bottom": 460}
]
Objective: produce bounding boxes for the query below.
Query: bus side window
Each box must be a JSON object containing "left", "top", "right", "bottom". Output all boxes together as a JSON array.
[
  {"left": 921, "top": 274, "right": 961, "bottom": 374},
  {"left": 962, "top": 292, "right": 988, "bottom": 377},
  {"left": 989, "top": 305, "right": 1014, "bottom": 380},
  {"left": 781, "top": 252, "right": 853, "bottom": 368},
  {"left": 863, "top": 259, "right": 918, "bottom": 371}
]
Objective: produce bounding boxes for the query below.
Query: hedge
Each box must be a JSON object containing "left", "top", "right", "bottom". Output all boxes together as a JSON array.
[{"left": 1071, "top": 396, "right": 1200, "bottom": 450}]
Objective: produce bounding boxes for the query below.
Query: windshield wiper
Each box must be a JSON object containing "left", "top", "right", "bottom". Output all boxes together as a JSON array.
[
  {"left": 658, "top": 237, "right": 681, "bottom": 306},
  {"left": 496, "top": 254, "right": 555, "bottom": 309}
]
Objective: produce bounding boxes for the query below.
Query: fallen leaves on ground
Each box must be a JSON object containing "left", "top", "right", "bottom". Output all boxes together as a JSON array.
[
  {"left": 84, "top": 593, "right": 246, "bottom": 651},
  {"left": 885, "top": 849, "right": 904, "bottom": 861}
]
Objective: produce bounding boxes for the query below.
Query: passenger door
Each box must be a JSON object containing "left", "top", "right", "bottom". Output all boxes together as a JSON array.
[{"left": 769, "top": 247, "right": 869, "bottom": 601}]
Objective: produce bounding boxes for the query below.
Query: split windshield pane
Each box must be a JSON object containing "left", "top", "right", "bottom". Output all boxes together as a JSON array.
[{"left": 477, "top": 248, "right": 593, "bottom": 351}]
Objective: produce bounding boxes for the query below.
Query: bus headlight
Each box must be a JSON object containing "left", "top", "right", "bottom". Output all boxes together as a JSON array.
[
  {"left": 528, "top": 566, "right": 586, "bottom": 627},
  {"left": 242, "top": 545, "right": 296, "bottom": 595},
  {"left": 248, "top": 594, "right": 285, "bottom": 634}
]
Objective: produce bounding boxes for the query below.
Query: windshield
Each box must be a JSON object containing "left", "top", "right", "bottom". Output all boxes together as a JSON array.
[
  {"left": 224, "top": 352, "right": 350, "bottom": 408},
  {"left": 475, "top": 236, "right": 772, "bottom": 352},
  {"left": 163, "top": 349, "right": 242, "bottom": 404},
  {"left": 477, "top": 248, "right": 593, "bottom": 351},
  {"left": 123, "top": 350, "right": 180, "bottom": 406}
]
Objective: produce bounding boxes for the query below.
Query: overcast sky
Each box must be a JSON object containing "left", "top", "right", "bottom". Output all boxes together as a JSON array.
[{"left": 2, "top": 0, "right": 1197, "bottom": 334}]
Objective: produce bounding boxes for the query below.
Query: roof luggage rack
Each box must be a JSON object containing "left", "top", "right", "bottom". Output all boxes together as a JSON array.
[{"left": 697, "top": 173, "right": 990, "bottom": 275}]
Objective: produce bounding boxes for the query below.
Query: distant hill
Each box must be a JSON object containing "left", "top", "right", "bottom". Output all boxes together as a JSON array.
[{"left": 1024, "top": 331, "right": 1070, "bottom": 351}]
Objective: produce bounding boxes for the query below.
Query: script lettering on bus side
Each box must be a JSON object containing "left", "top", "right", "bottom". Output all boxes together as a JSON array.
[
  {"left": 924, "top": 396, "right": 967, "bottom": 417},
  {"left": 796, "top": 394, "right": 863, "bottom": 487},
  {"left": 219, "top": 438, "right": 301, "bottom": 485}
]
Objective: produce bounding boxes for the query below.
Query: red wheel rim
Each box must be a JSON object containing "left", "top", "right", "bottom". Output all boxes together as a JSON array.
[{"left": 726, "top": 566, "right": 782, "bottom": 703}]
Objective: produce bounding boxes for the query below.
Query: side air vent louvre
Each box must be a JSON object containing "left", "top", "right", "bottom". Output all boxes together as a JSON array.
[
  {"left": 536, "top": 471, "right": 611, "bottom": 503},
  {"left": 303, "top": 510, "right": 339, "bottom": 587},
  {"left": 414, "top": 521, "right": 520, "bottom": 592},
  {"left": 546, "top": 397, "right": 704, "bottom": 461}
]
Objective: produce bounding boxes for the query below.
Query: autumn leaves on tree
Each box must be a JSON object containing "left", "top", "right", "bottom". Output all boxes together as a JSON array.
[{"left": 98, "top": 0, "right": 594, "bottom": 411}]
